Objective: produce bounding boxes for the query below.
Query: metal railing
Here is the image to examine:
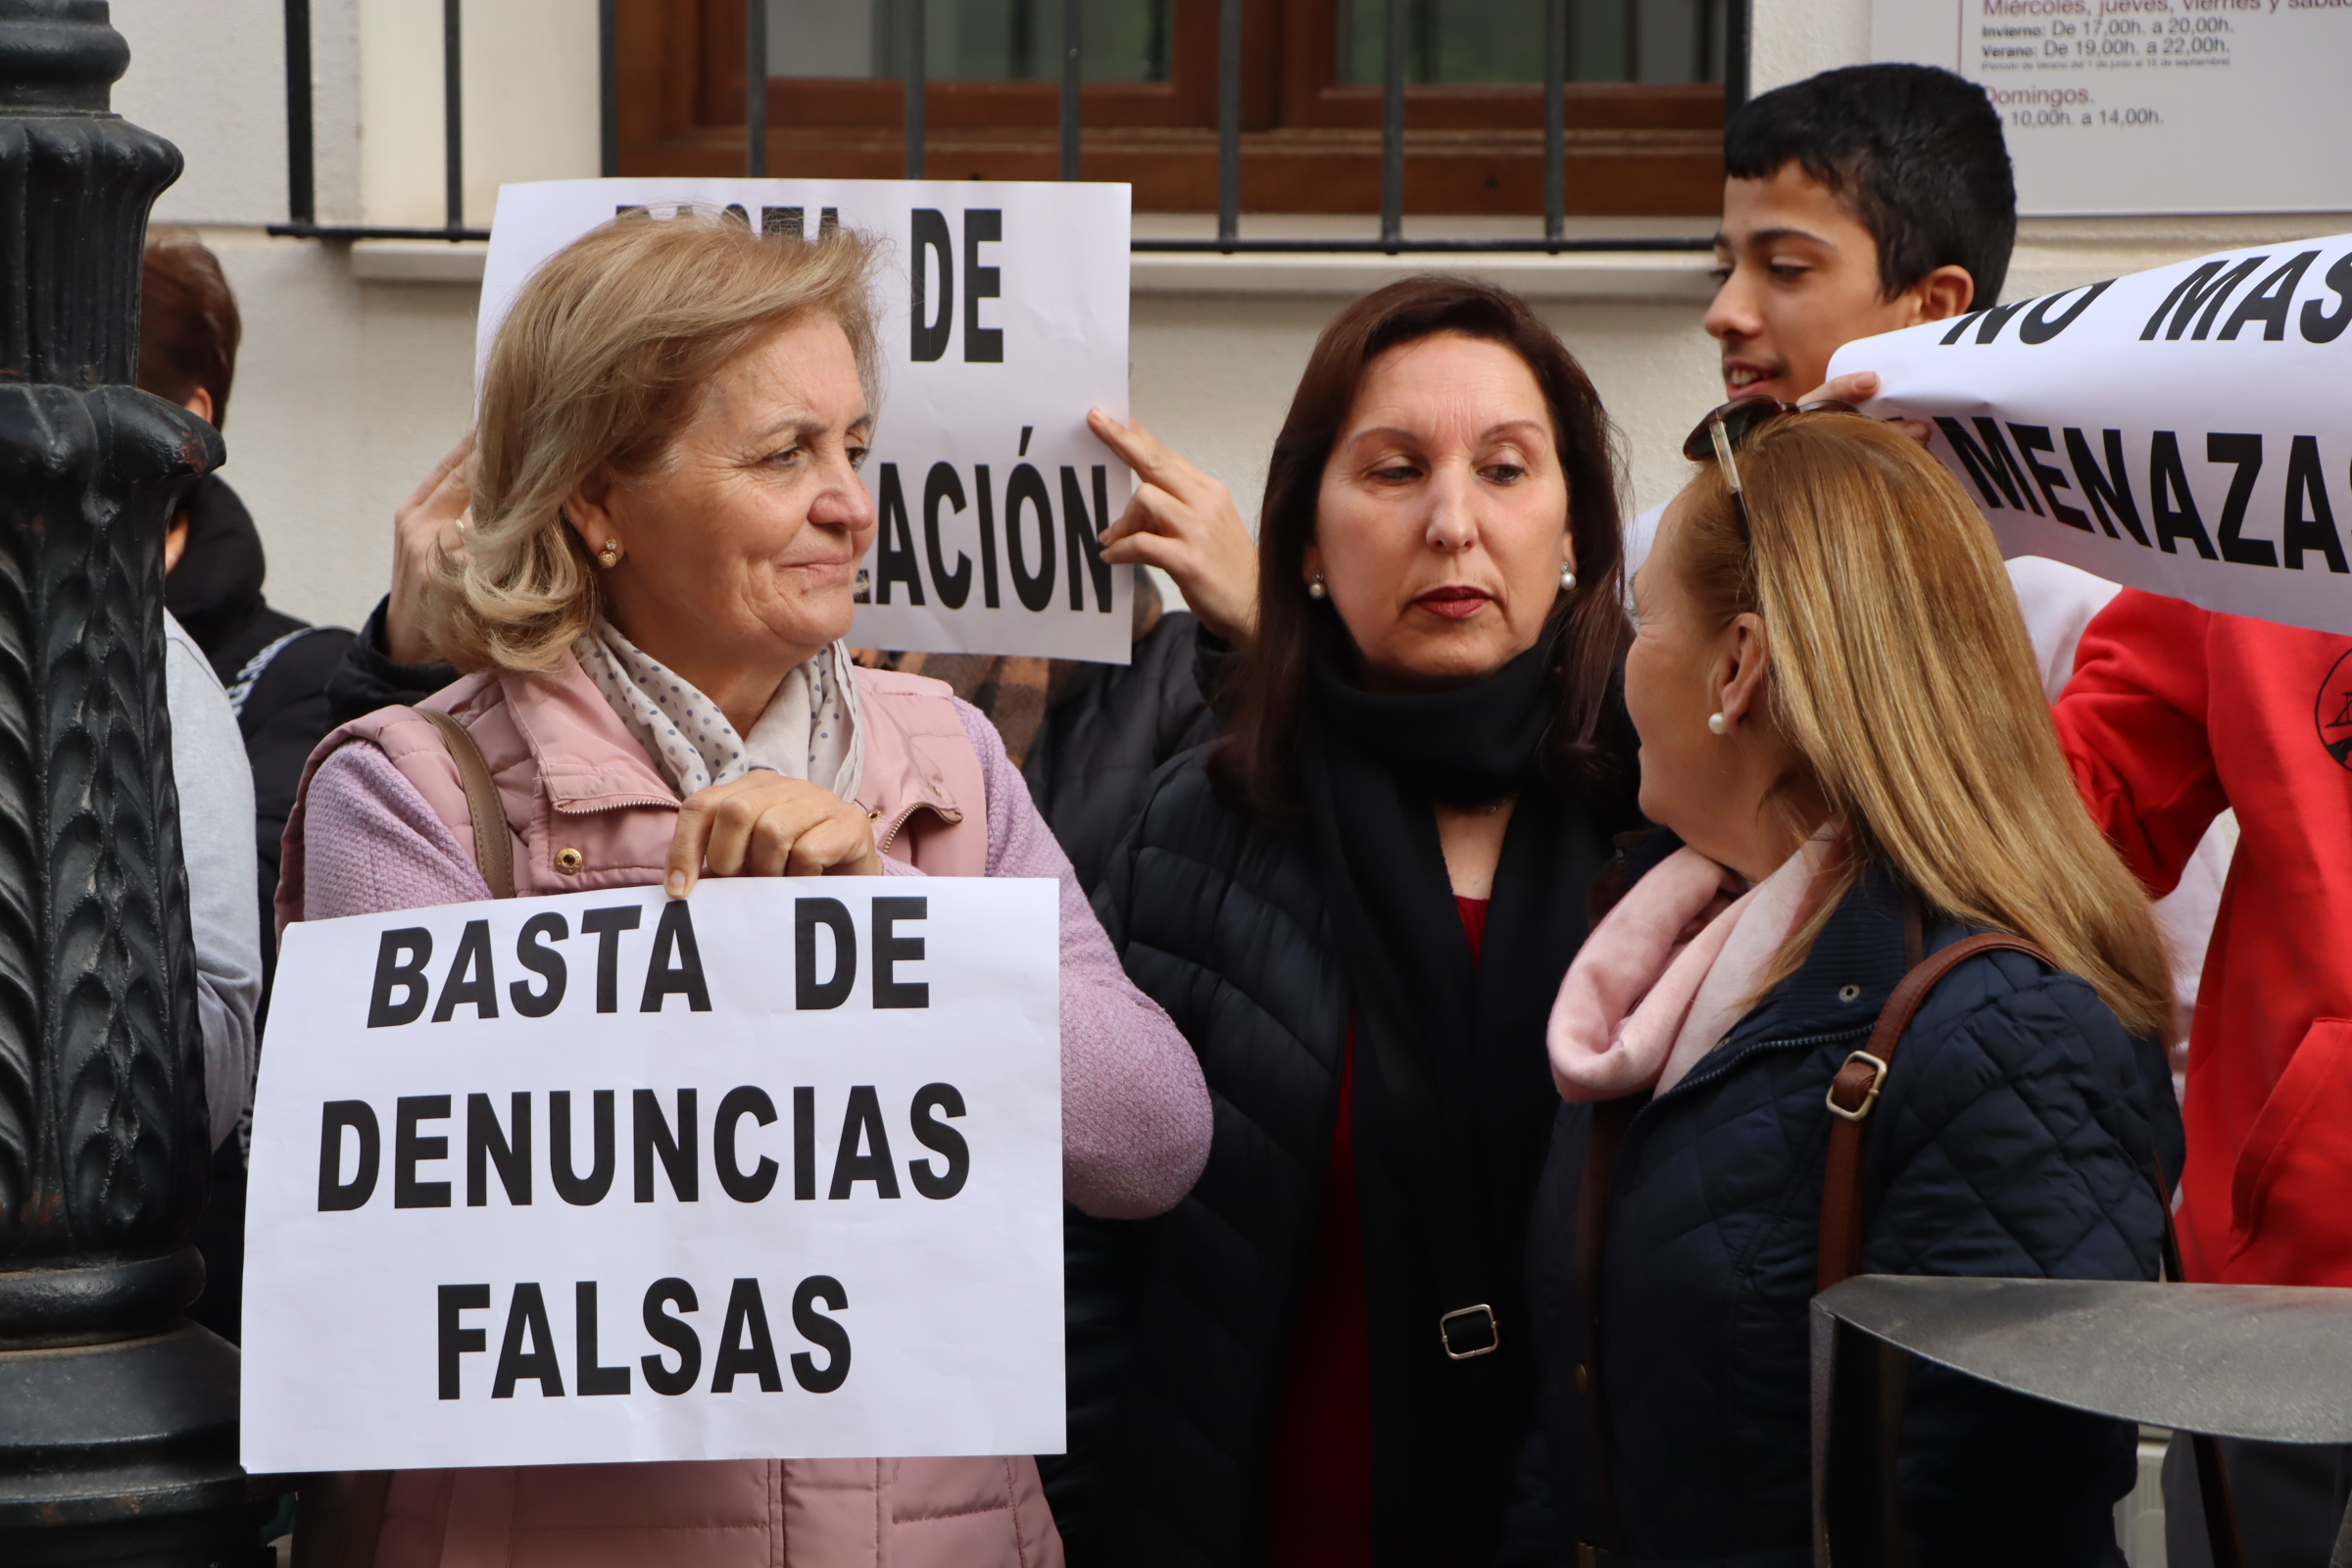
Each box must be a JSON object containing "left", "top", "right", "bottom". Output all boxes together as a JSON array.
[{"left": 271, "top": 0, "right": 1739, "bottom": 256}]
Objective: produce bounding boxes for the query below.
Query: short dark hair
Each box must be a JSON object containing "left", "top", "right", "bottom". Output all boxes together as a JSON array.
[
  {"left": 139, "top": 230, "right": 241, "bottom": 426},
  {"left": 1210, "top": 275, "right": 1636, "bottom": 819},
  {"left": 1725, "top": 64, "right": 2016, "bottom": 306}
]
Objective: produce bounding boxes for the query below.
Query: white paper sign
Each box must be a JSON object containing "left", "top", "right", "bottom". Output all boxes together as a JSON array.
[
  {"left": 1873, "top": 0, "right": 2352, "bottom": 216},
  {"left": 477, "top": 178, "right": 1134, "bottom": 663},
  {"left": 1827, "top": 232, "right": 2352, "bottom": 634},
  {"left": 241, "top": 877, "right": 1064, "bottom": 1473}
]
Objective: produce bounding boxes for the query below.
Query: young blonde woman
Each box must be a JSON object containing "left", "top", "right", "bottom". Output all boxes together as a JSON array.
[
  {"left": 278, "top": 210, "right": 1209, "bottom": 1568},
  {"left": 1509, "top": 408, "right": 2183, "bottom": 1566}
]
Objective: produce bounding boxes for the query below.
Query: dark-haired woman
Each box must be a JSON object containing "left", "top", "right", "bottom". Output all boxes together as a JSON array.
[{"left": 1048, "top": 278, "right": 1642, "bottom": 1567}]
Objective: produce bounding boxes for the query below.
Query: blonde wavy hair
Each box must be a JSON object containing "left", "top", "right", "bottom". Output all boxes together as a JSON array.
[
  {"left": 1673, "top": 413, "right": 2173, "bottom": 1039},
  {"left": 430, "top": 207, "right": 881, "bottom": 670}
]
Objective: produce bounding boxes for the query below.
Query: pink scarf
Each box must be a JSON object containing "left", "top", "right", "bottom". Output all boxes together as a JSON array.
[{"left": 1547, "top": 832, "right": 1836, "bottom": 1102}]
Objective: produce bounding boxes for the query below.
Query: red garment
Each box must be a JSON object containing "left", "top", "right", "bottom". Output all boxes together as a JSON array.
[
  {"left": 2054, "top": 589, "right": 2352, "bottom": 1285},
  {"left": 1266, "top": 897, "right": 1490, "bottom": 1566}
]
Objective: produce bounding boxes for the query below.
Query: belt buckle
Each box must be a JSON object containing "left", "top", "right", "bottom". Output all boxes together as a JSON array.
[
  {"left": 1438, "top": 1302, "right": 1499, "bottom": 1360},
  {"left": 1825, "top": 1050, "right": 1890, "bottom": 1122}
]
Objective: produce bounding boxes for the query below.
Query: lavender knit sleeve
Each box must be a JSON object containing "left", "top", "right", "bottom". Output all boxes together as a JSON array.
[
  {"left": 300, "top": 742, "right": 494, "bottom": 920},
  {"left": 951, "top": 701, "right": 1211, "bottom": 1219}
]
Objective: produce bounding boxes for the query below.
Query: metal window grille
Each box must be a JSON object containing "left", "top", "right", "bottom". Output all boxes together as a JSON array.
[{"left": 272, "top": 0, "right": 1741, "bottom": 254}]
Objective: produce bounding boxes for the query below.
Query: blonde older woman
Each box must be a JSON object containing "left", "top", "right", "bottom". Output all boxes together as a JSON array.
[{"left": 277, "top": 211, "right": 1208, "bottom": 1568}]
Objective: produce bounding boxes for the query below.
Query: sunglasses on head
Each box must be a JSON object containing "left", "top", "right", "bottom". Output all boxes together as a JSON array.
[{"left": 1681, "top": 395, "right": 1862, "bottom": 539}]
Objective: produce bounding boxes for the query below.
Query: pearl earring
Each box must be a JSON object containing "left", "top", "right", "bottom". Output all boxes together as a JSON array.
[
  {"left": 1559, "top": 564, "right": 1577, "bottom": 591},
  {"left": 1707, "top": 711, "right": 1728, "bottom": 736},
  {"left": 597, "top": 539, "right": 620, "bottom": 568},
  {"left": 1307, "top": 570, "right": 1327, "bottom": 601}
]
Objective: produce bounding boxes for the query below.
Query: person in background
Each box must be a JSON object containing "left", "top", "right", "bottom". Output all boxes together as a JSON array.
[
  {"left": 1513, "top": 408, "right": 2179, "bottom": 1566},
  {"left": 1687, "top": 64, "right": 2225, "bottom": 1072},
  {"left": 137, "top": 232, "right": 280, "bottom": 1346},
  {"left": 1052, "top": 276, "right": 1642, "bottom": 1567},
  {"left": 140, "top": 231, "right": 355, "bottom": 971},
  {"left": 281, "top": 208, "right": 1209, "bottom": 1568}
]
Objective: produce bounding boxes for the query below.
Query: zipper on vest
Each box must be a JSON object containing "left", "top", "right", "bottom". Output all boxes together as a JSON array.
[{"left": 870, "top": 800, "right": 962, "bottom": 857}]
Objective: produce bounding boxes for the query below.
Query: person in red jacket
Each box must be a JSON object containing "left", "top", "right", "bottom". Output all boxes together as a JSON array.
[{"left": 2055, "top": 590, "right": 2352, "bottom": 1563}]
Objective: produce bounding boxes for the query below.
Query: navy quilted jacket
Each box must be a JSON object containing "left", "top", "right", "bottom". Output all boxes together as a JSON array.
[{"left": 1506, "top": 863, "right": 2184, "bottom": 1568}]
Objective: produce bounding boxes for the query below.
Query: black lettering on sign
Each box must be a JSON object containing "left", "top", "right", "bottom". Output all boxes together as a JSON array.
[
  {"left": 466, "top": 1092, "right": 531, "bottom": 1207},
  {"left": 318, "top": 1100, "right": 380, "bottom": 1211},
  {"left": 762, "top": 205, "right": 836, "bottom": 241},
  {"left": 2009, "top": 425, "right": 2092, "bottom": 533},
  {"left": 924, "top": 462, "right": 973, "bottom": 609},
  {"left": 908, "top": 1083, "right": 970, "bottom": 1200},
  {"left": 2150, "top": 433, "right": 2220, "bottom": 560},
  {"left": 432, "top": 919, "right": 500, "bottom": 1021},
  {"left": 872, "top": 896, "right": 929, "bottom": 1008},
  {"left": 792, "top": 1276, "right": 852, "bottom": 1394},
  {"left": 716, "top": 1085, "right": 780, "bottom": 1201},
  {"left": 963, "top": 209, "right": 1004, "bottom": 363},
  {"left": 395, "top": 1095, "right": 453, "bottom": 1208},
  {"left": 796, "top": 897, "right": 856, "bottom": 1009},
  {"left": 634, "top": 1089, "right": 699, "bottom": 1202},
  {"left": 1967, "top": 298, "right": 2033, "bottom": 344},
  {"left": 574, "top": 1281, "right": 631, "bottom": 1396},
  {"left": 973, "top": 464, "right": 1004, "bottom": 608},
  {"left": 641, "top": 900, "right": 711, "bottom": 1012},
  {"left": 1004, "top": 463, "right": 1055, "bottom": 612},
  {"left": 511, "top": 911, "right": 568, "bottom": 1017},
  {"left": 1935, "top": 417, "right": 2040, "bottom": 515},
  {"left": 2220, "top": 252, "right": 2321, "bottom": 342},
  {"left": 874, "top": 464, "right": 926, "bottom": 606},
  {"left": 2302, "top": 253, "right": 2352, "bottom": 344},
  {"left": 551, "top": 1089, "right": 616, "bottom": 1204},
  {"left": 492, "top": 1282, "right": 565, "bottom": 1397},
  {"left": 2017, "top": 280, "right": 2113, "bottom": 344},
  {"left": 1062, "top": 466, "right": 1115, "bottom": 612},
  {"left": 2063, "top": 429, "right": 2150, "bottom": 546},
  {"left": 2141, "top": 256, "right": 2268, "bottom": 342},
  {"left": 439, "top": 1283, "right": 490, "bottom": 1399},
  {"left": 1937, "top": 308, "right": 1988, "bottom": 346},
  {"left": 794, "top": 1085, "right": 817, "bottom": 1200},
  {"left": 2209, "top": 433, "right": 2274, "bottom": 567},
  {"left": 2282, "top": 436, "right": 2349, "bottom": 573},
  {"left": 581, "top": 906, "right": 642, "bottom": 1013},
  {"left": 830, "top": 1085, "right": 903, "bottom": 1199},
  {"left": 368, "top": 927, "right": 433, "bottom": 1027},
  {"left": 909, "top": 209, "right": 954, "bottom": 362},
  {"left": 641, "top": 1278, "right": 702, "bottom": 1396},
  {"left": 712, "top": 1278, "right": 784, "bottom": 1393}
]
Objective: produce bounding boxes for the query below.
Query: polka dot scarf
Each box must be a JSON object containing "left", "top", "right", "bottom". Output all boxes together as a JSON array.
[{"left": 574, "top": 618, "right": 865, "bottom": 802}]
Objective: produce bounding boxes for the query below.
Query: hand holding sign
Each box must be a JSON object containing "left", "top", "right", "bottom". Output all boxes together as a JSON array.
[
  {"left": 1090, "top": 408, "right": 1261, "bottom": 646},
  {"left": 666, "top": 774, "right": 882, "bottom": 897}
]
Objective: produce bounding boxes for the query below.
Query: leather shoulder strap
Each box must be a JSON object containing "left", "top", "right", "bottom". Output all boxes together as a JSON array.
[
  {"left": 1817, "top": 932, "right": 2051, "bottom": 1292},
  {"left": 416, "top": 708, "right": 515, "bottom": 900}
]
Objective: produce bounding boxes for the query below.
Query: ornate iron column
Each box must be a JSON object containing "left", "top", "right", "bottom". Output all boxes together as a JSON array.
[{"left": 0, "top": 3, "right": 269, "bottom": 1563}]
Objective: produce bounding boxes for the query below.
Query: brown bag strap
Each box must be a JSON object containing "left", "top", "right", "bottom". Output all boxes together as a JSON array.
[
  {"left": 1817, "top": 932, "right": 2051, "bottom": 1292},
  {"left": 416, "top": 708, "right": 515, "bottom": 900}
]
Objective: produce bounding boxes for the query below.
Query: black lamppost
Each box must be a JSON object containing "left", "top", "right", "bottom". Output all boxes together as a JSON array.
[{"left": 0, "top": 3, "right": 270, "bottom": 1563}]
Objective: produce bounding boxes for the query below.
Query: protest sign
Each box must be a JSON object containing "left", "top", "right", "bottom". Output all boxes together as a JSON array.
[
  {"left": 1874, "top": 0, "right": 2352, "bottom": 217},
  {"left": 1828, "top": 232, "right": 2352, "bottom": 636},
  {"left": 241, "top": 877, "right": 1063, "bottom": 1474},
  {"left": 477, "top": 178, "right": 1133, "bottom": 664}
]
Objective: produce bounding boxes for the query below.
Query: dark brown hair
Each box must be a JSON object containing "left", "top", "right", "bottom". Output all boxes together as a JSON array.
[
  {"left": 139, "top": 230, "right": 241, "bottom": 427},
  {"left": 1210, "top": 274, "right": 1636, "bottom": 817}
]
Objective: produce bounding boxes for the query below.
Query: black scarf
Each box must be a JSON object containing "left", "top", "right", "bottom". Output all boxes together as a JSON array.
[{"left": 1297, "top": 625, "right": 1614, "bottom": 1564}]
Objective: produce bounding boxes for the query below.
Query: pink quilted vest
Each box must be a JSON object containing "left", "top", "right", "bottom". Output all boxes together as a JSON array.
[{"left": 277, "top": 654, "right": 1060, "bottom": 1568}]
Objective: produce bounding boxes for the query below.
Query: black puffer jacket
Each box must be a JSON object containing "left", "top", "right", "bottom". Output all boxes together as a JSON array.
[
  {"left": 1053, "top": 747, "right": 1628, "bottom": 1566},
  {"left": 1508, "top": 861, "right": 2184, "bottom": 1567},
  {"left": 1021, "top": 607, "right": 1217, "bottom": 894}
]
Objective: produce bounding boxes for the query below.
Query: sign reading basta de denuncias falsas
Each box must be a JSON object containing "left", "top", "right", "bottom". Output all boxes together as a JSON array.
[
  {"left": 240, "top": 878, "right": 1064, "bottom": 1472},
  {"left": 475, "top": 178, "right": 1134, "bottom": 664},
  {"left": 1829, "top": 233, "right": 2352, "bottom": 636}
]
